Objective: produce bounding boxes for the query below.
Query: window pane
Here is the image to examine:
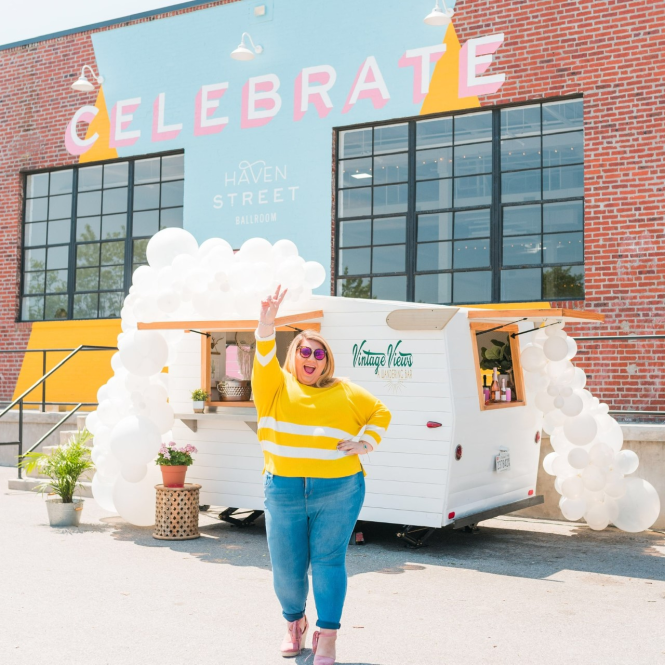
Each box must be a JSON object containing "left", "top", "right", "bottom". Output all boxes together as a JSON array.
[
  {"left": 135, "top": 158, "right": 161, "bottom": 184},
  {"left": 543, "top": 201, "right": 583, "bottom": 233},
  {"left": 502, "top": 235, "right": 542, "bottom": 266},
  {"left": 543, "top": 265, "right": 584, "bottom": 299},
  {"left": 501, "top": 136, "right": 541, "bottom": 171},
  {"left": 372, "top": 276, "right": 406, "bottom": 301},
  {"left": 133, "top": 210, "right": 160, "bottom": 238},
  {"left": 339, "top": 248, "right": 370, "bottom": 275},
  {"left": 24, "top": 271, "right": 45, "bottom": 294},
  {"left": 22, "top": 296, "right": 44, "bottom": 320},
  {"left": 454, "top": 175, "right": 492, "bottom": 207},
  {"left": 100, "top": 265, "right": 124, "bottom": 290},
  {"left": 455, "top": 112, "right": 492, "bottom": 144},
  {"left": 416, "top": 179, "right": 452, "bottom": 211},
  {"left": 503, "top": 205, "right": 541, "bottom": 236},
  {"left": 77, "top": 191, "right": 102, "bottom": 217},
  {"left": 418, "top": 213, "right": 453, "bottom": 241},
  {"left": 454, "top": 239, "right": 490, "bottom": 269},
  {"left": 160, "top": 207, "right": 183, "bottom": 229},
  {"left": 45, "top": 295, "right": 68, "bottom": 319},
  {"left": 501, "top": 268, "right": 542, "bottom": 301},
  {"left": 339, "top": 219, "right": 370, "bottom": 247},
  {"left": 104, "top": 162, "right": 129, "bottom": 188},
  {"left": 77, "top": 243, "right": 100, "bottom": 267},
  {"left": 454, "top": 209, "right": 490, "bottom": 239},
  {"left": 340, "top": 128, "right": 372, "bottom": 158},
  {"left": 27, "top": 173, "right": 49, "bottom": 198},
  {"left": 373, "top": 245, "right": 405, "bottom": 273},
  {"left": 373, "top": 184, "right": 408, "bottom": 215},
  {"left": 454, "top": 142, "right": 492, "bottom": 176},
  {"left": 47, "top": 246, "right": 69, "bottom": 270},
  {"left": 417, "top": 241, "right": 452, "bottom": 271},
  {"left": 162, "top": 154, "right": 184, "bottom": 181},
  {"left": 49, "top": 170, "right": 73, "bottom": 195},
  {"left": 337, "top": 277, "right": 371, "bottom": 298},
  {"left": 373, "top": 153, "right": 408, "bottom": 184},
  {"left": 74, "top": 293, "right": 99, "bottom": 319},
  {"left": 415, "top": 147, "right": 452, "bottom": 181},
  {"left": 542, "top": 100, "right": 583, "bottom": 134},
  {"left": 99, "top": 292, "right": 123, "bottom": 318},
  {"left": 101, "top": 241, "right": 125, "bottom": 266},
  {"left": 25, "top": 222, "right": 47, "bottom": 247},
  {"left": 161, "top": 180, "right": 184, "bottom": 208},
  {"left": 501, "top": 105, "right": 541, "bottom": 138},
  {"left": 78, "top": 165, "right": 102, "bottom": 191},
  {"left": 415, "top": 273, "right": 452, "bottom": 304},
  {"left": 133, "top": 239, "right": 149, "bottom": 266},
  {"left": 103, "top": 187, "right": 128, "bottom": 214},
  {"left": 48, "top": 219, "right": 71, "bottom": 245},
  {"left": 25, "top": 198, "right": 48, "bottom": 222},
  {"left": 373, "top": 216, "right": 406, "bottom": 245},
  {"left": 339, "top": 158, "right": 373, "bottom": 188},
  {"left": 543, "top": 164, "right": 583, "bottom": 199},
  {"left": 48, "top": 194, "right": 72, "bottom": 220},
  {"left": 25, "top": 248, "right": 46, "bottom": 271},
  {"left": 502, "top": 169, "right": 541, "bottom": 203},
  {"left": 339, "top": 188, "right": 371, "bottom": 218},
  {"left": 543, "top": 232, "right": 583, "bottom": 264},
  {"left": 374, "top": 123, "right": 408, "bottom": 154},
  {"left": 46, "top": 269, "right": 68, "bottom": 293},
  {"left": 77, "top": 217, "right": 100, "bottom": 241},
  {"left": 453, "top": 271, "right": 491, "bottom": 303},
  {"left": 76, "top": 267, "right": 99, "bottom": 292},
  {"left": 416, "top": 116, "right": 452, "bottom": 148},
  {"left": 543, "top": 131, "right": 583, "bottom": 167},
  {"left": 102, "top": 214, "right": 127, "bottom": 239}
]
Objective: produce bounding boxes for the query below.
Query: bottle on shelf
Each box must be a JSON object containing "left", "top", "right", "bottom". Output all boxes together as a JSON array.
[
  {"left": 500, "top": 377, "right": 507, "bottom": 402},
  {"left": 491, "top": 367, "right": 501, "bottom": 403},
  {"left": 482, "top": 375, "right": 490, "bottom": 403}
]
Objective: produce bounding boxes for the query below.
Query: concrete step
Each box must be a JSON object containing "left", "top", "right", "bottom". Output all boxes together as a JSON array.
[
  {"left": 7, "top": 476, "right": 93, "bottom": 498},
  {"left": 58, "top": 430, "right": 94, "bottom": 446},
  {"left": 77, "top": 414, "right": 88, "bottom": 431}
]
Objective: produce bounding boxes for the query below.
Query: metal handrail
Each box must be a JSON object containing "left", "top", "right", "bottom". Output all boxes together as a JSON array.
[{"left": 23, "top": 404, "right": 85, "bottom": 458}]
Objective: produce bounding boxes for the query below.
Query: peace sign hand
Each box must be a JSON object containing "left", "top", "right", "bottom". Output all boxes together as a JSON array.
[{"left": 259, "top": 285, "right": 288, "bottom": 327}]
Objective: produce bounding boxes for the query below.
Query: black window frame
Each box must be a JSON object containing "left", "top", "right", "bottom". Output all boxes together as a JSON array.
[{"left": 333, "top": 96, "right": 584, "bottom": 305}]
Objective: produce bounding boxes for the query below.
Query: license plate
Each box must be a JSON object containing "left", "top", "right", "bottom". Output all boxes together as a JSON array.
[{"left": 495, "top": 450, "right": 510, "bottom": 473}]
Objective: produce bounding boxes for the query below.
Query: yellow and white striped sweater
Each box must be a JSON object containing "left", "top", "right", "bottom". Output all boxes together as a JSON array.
[{"left": 252, "top": 331, "right": 391, "bottom": 478}]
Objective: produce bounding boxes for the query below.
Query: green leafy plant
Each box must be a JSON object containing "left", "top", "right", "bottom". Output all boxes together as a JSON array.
[
  {"left": 191, "top": 388, "right": 209, "bottom": 401},
  {"left": 480, "top": 338, "right": 513, "bottom": 373},
  {"left": 18, "top": 429, "right": 94, "bottom": 504},
  {"left": 156, "top": 441, "right": 198, "bottom": 467}
]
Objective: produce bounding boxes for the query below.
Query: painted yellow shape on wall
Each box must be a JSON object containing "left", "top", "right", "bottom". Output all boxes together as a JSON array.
[
  {"left": 80, "top": 87, "right": 118, "bottom": 164},
  {"left": 421, "top": 23, "right": 480, "bottom": 115},
  {"left": 12, "top": 319, "right": 121, "bottom": 409}
]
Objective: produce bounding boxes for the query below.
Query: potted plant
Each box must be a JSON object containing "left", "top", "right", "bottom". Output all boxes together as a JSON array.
[
  {"left": 18, "top": 429, "right": 94, "bottom": 527},
  {"left": 480, "top": 338, "right": 514, "bottom": 392},
  {"left": 191, "top": 388, "right": 208, "bottom": 413},
  {"left": 156, "top": 441, "right": 198, "bottom": 487}
]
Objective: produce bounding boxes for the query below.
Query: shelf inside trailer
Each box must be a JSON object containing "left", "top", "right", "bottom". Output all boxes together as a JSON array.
[{"left": 175, "top": 406, "right": 258, "bottom": 433}]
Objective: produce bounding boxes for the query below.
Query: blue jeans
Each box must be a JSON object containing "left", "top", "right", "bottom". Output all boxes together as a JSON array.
[{"left": 263, "top": 471, "right": 365, "bottom": 630}]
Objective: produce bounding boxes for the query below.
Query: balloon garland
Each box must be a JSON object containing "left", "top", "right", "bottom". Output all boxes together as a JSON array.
[
  {"left": 521, "top": 324, "right": 660, "bottom": 532},
  {"left": 87, "top": 229, "right": 326, "bottom": 526}
]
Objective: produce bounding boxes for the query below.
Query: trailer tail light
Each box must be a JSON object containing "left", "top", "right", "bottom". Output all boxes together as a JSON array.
[
  {"left": 528, "top": 489, "right": 534, "bottom": 496},
  {"left": 448, "top": 511, "right": 455, "bottom": 519},
  {"left": 427, "top": 421, "right": 442, "bottom": 428},
  {"left": 535, "top": 431, "right": 541, "bottom": 444},
  {"left": 455, "top": 444, "right": 463, "bottom": 460}
]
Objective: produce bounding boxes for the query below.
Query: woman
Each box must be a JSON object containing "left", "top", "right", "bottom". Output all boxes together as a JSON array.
[{"left": 253, "top": 285, "right": 391, "bottom": 664}]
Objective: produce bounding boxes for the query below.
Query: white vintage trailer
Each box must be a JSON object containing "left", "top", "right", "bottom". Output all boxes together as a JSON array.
[{"left": 143, "top": 296, "right": 602, "bottom": 545}]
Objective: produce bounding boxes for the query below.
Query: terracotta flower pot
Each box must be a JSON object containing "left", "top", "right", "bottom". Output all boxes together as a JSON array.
[{"left": 161, "top": 465, "right": 188, "bottom": 488}]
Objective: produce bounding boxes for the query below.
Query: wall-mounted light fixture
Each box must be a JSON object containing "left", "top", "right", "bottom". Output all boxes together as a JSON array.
[
  {"left": 424, "top": 0, "right": 455, "bottom": 26},
  {"left": 230, "top": 32, "right": 263, "bottom": 61},
  {"left": 71, "top": 65, "right": 104, "bottom": 92}
]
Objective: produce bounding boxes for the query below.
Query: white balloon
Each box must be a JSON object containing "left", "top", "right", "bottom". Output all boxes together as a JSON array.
[
  {"left": 121, "top": 463, "right": 148, "bottom": 483},
  {"left": 570, "top": 367, "right": 587, "bottom": 391},
  {"left": 272, "top": 239, "right": 299, "bottom": 261},
  {"left": 568, "top": 447, "right": 589, "bottom": 469},
  {"left": 581, "top": 465, "right": 607, "bottom": 492},
  {"left": 550, "top": 430, "right": 573, "bottom": 453},
  {"left": 561, "top": 475, "right": 584, "bottom": 499},
  {"left": 585, "top": 502, "right": 610, "bottom": 531},
  {"left": 91, "top": 474, "right": 116, "bottom": 513},
  {"left": 589, "top": 442, "right": 614, "bottom": 469},
  {"left": 543, "top": 409, "right": 565, "bottom": 433},
  {"left": 563, "top": 413, "right": 598, "bottom": 446},
  {"left": 96, "top": 449, "right": 121, "bottom": 483},
  {"left": 560, "top": 385, "right": 573, "bottom": 398},
  {"left": 604, "top": 470, "right": 626, "bottom": 498},
  {"left": 554, "top": 476, "right": 564, "bottom": 495},
  {"left": 613, "top": 478, "right": 661, "bottom": 532},
  {"left": 132, "top": 265, "right": 158, "bottom": 292},
  {"left": 521, "top": 344, "right": 547, "bottom": 372},
  {"left": 198, "top": 237, "right": 230, "bottom": 259},
  {"left": 157, "top": 290, "right": 180, "bottom": 314},
  {"left": 553, "top": 395, "right": 565, "bottom": 410},
  {"left": 110, "top": 415, "right": 161, "bottom": 466},
  {"left": 614, "top": 449, "right": 639, "bottom": 475},
  {"left": 92, "top": 426, "right": 111, "bottom": 448},
  {"left": 119, "top": 330, "right": 169, "bottom": 377},
  {"left": 172, "top": 253, "right": 198, "bottom": 277},
  {"left": 303, "top": 261, "right": 326, "bottom": 289},
  {"left": 146, "top": 228, "right": 198, "bottom": 270},
  {"left": 604, "top": 497, "right": 620, "bottom": 523},
  {"left": 239, "top": 237, "right": 273, "bottom": 263},
  {"left": 147, "top": 401, "right": 175, "bottom": 434},
  {"left": 543, "top": 335, "right": 569, "bottom": 362},
  {"left": 561, "top": 393, "right": 584, "bottom": 417},
  {"left": 598, "top": 422, "right": 623, "bottom": 452},
  {"left": 96, "top": 383, "right": 110, "bottom": 404},
  {"left": 85, "top": 411, "right": 102, "bottom": 435},
  {"left": 535, "top": 390, "right": 556, "bottom": 414},
  {"left": 543, "top": 452, "right": 558, "bottom": 476},
  {"left": 545, "top": 321, "right": 565, "bottom": 336},
  {"left": 565, "top": 336, "right": 578, "bottom": 360},
  {"left": 276, "top": 256, "right": 306, "bottom": 288},
  {"left": 560, "top": 496, "right": 586, "bottom": 521},
  {"left": 203, "top": 242, "right": 234, "bottom": 269},
  {"left": 112, "top": 468, "right": 161, "bottom": 527},
  {"left": 552, "top": 454, "right": 572, "bottom": 477},
  {"left": 97, "top": 399, "right": 125, "bottom": 428}
]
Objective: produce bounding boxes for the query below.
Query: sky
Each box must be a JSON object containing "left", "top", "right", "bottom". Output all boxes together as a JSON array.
[{"left": 0, "top": 0, "right": 184, "bottom": 46}]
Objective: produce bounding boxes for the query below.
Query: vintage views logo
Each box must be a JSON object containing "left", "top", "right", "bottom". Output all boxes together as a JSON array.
[{"left": 352, "top": 340, "right": 413, "bottom": 391}]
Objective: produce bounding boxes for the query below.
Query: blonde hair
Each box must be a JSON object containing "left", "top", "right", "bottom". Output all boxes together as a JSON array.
[{"left": 284, "top": 331, "right": 339, "bottom": 388}]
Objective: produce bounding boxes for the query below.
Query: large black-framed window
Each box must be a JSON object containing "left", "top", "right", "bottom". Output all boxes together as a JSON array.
[
  {"left": 334, "top": 98, "right": 584, "bottom": 304},
  {"left": 21, "top": 151, "right": 184, "bottom": 321}
]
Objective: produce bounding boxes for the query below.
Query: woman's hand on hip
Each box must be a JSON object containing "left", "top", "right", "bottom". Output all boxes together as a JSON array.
[
  {"left": 337, "top": 440, "right": 372, "bottom": 456},
  {"left": 258, "top": 284, "right": 287, "bottom": 337}
]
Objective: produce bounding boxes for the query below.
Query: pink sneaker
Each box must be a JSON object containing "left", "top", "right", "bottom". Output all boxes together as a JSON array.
[
  {"left": 311, "top": 629, "right": 337, "bottom": 665},
  {"left": 281, "top": 616, "right": 308, "bottom": 658}
]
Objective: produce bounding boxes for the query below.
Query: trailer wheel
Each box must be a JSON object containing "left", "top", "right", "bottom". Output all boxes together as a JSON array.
[
  {"left": 199, "top": 505, "right": 211, "bottom": 512},
  {"left": 463, "top": 524, "right": 479, "bottom": 533}
]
